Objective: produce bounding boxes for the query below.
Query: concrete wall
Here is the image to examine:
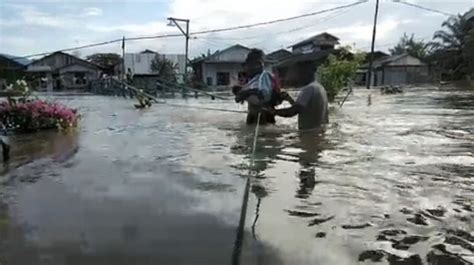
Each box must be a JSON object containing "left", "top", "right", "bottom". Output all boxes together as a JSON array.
[
  {"left": 202, "top": 63, "right": 273, "bottom": 86},
  {"left": 202, "top": 63, "right": 242, "bottom": 86},
  {"left": 124, "top": 53, "right": 156, "bottom": 75},
  {"left": 124, "top": 53, "right": 186, "bottom": 78}
]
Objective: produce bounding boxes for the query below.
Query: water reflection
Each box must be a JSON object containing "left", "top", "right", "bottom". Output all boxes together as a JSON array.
[
  {"left": 294, "top": 131, "right": 326, "bottom": 199},
  {"left": 0, "top": 87, "right": 472, "bottom": 265},
  {"left": 0, "top": 130, "right": 79, "bottom": 183}
]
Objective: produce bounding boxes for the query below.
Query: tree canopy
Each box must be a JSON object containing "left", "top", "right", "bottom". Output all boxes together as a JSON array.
[
  {"left": 429, "top": 12, "right": 473, "bottom": 80},
  {"left": 150, "top": 55, "right": 178, "bottom": 83},
  {"left": 86, "top": 53, "right": 122, "bottom": 69},
  {"left": 390, "top": 33, "right": 429, "bottom": 60},
  {"left": 317, "top": 48, "right": 365, "bottom": 102}
]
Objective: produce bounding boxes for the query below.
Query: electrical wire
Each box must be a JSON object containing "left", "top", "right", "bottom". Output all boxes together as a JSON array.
[
  {"left": 190, "top": 1, "right": 367, "bottom": 36},
  {"left": 11, "top": 1, "right": 367, "bottom": 60},
  {"left": 392, "top": 0, "right": 455, "bottom": 17}
]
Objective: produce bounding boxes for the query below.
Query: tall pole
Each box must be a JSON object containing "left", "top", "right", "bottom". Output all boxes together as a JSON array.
[
  {"left": 366, "top": 0, "right": 380, "bottom": 89},
  {"left": 184, "top": 20, "right": 189, "bottom": 82},
  {"left": 168, "top": 17, "right": 190, "bottom": 83},
  {"left": 122, "top": 36, "right": 126, "bottom": 81}
]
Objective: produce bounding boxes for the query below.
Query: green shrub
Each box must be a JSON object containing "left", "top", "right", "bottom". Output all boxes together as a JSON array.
[{"left": 318, "top": 48, "right": 365, "bottom": 102}]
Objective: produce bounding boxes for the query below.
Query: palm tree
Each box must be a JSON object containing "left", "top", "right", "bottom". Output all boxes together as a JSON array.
[{"left": 430, "top": 14, "right": 470, "bottom": 80}]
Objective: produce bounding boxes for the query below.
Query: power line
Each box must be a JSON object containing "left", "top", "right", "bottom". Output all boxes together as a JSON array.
[
  {"left": 392, "top": 0, "right": 455, "bottom": 17},
  {"left": 12, "top": 0, "right": 367, "bottom": 60},
  {"left": 189, "top": 1, "right": 368, "bottom": 36},
  {"left": 12, "top": 34, "right": 184, "bottom": 60},
  {"left": 206, "top": 6, "right": 350, "bottom": 43}
]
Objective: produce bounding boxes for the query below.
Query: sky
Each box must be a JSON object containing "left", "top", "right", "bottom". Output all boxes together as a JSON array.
[{"left": 0, "top": 0, "right": 473, "bottom": 59}]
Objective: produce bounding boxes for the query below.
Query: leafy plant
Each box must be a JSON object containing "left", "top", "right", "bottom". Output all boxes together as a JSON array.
[
  {"left": 390, "top": 33, "right": 429, "bottom": 59},
  {"left": 150, "top": 54, "right": 178, "bottom": 83},
  {"left": 0, "top": 80, "right": 79, "bottom": 133},
  {"left": 317, "top": 49, "right": 365, "bottom": 102}
]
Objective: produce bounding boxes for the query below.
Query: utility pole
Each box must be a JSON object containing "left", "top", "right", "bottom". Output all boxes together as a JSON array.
[
  {"left": 122, "top": 36, "right": 126, "bottom": 81},
  {"left": 366, "top": 0, "right": 380, "bottom": 89},
  {"left": 167, "top": 17, "right": 190, "bottom": 82}
]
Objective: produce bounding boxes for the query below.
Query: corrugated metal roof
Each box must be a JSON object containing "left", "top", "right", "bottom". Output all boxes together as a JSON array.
[
  {"left": 0, "top": 53, "right": 31, "bottom": 66},
  {"left": 360, "top": 53, "right": 426, "bottom": 68},
  {"left": 289, "top": 32, "right": 340, "bottom": 48},
  {"left": 277, "top": 50, "right": 333, "bottom": 67}
]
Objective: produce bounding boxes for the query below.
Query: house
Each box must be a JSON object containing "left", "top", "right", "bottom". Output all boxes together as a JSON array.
[
  {"left": 123, "top": 50, "right": 186, "bottom": 92},
  {"left": 358, "top": 53, "right": 431, "bottom": 86},
  {"left": 0, "top": 54, "right": 31, "bottom": 89},
  {"left": 363, "top": 51, "right": 390, "bottom": 63},
  {"left": 275, "top": 32, "right": 340, "bottom": 87},
  {"left": 289, "top": 32, "right": 339, "bottom": 54},
  {"left": 266, "top": 49, "right": 292, "bottom": 62},
  {"left": 27, "top": 51, "right": 101, "bottom": 91},
  {"left": 191, "top": 44, "right": 274, "bottom": 88},
  {"left": 124, "top": 50, "right": 186, "bottom": 77},
  {"left": 465, "top": 8, "right": 474, "bottom": 22}
]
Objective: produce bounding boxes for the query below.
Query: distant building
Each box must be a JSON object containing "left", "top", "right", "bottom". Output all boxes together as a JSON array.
[
  {"left": 275, "top": 32, "right": 340, "bottom": 87},
  {"left": 0, "top": 54, "right": 31, "bottom": 89},
  {"left": 357, "top": 53, "right": 431, "bottom": 86},
  {"left": 27, "top": 51, "right": 101, "bottom": 91},
  {"left": 191, "top": 44, "right": 274, "bottom": 88},
  {"left": 289, "top": 32, "right": 339, "bottom": 54},
  {"left": 266, "top": 49, "right": 292, "bottom": 62},
  {"left": 363, "top": 51, "right": 390, "bottom": 64},
  {"left": 465, "top": 8, "right": 474, "bottom": 22},
  {"left": 123, "top": 50, "right": 185, "bottom": 78}
]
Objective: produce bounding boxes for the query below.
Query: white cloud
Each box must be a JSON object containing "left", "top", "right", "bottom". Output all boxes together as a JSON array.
[
  {"left": 8, "top": 5, "right": 68, "bottom": 28},
  {"left": 1, "top": 0, "right": 473, "bottom": 57},
  {"left": 90, "top": 21, "right": 172, "bottom": 36},
  {"left": 83, "top": 7, "right": 103, "bottom": 17}
]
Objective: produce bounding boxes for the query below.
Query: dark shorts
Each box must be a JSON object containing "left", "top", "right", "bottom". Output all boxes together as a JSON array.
[{"left": 246, "top": 111, "right": 276, "bottom": 125}]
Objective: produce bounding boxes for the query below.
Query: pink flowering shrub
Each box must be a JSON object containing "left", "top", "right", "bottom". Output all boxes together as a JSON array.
[{"left": 0, "top": 100, "right": 79, "bottom": 133}]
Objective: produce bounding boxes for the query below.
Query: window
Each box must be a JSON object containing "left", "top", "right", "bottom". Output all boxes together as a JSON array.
[
  {"left": 216, "top": 72, "right": 230, "bottom": 86},
  {"left": 74, "top": 72, "right": 86, "bottom": 85},
  {"left": 206, "top": 77, "right": 213, "bottom": 86}
]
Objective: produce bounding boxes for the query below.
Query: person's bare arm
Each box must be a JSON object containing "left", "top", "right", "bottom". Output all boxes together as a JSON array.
[{"left": 274, "top": 104, "right": 301, "bottom": 117}]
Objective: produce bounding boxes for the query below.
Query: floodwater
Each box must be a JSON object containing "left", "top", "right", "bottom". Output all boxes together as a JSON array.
[{"left": 0, "top": 86, "right": 472, "bottom": 265}]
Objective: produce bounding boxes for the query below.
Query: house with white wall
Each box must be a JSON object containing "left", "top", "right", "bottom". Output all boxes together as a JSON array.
[
  {"left": 191, "top": 44, "right": 273, "bottom": 88},
  {"left": 124, "top": 50, "right": 186, "bottom": 77}
]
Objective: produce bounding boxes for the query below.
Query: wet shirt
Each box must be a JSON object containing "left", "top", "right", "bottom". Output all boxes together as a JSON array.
[
  {"left": 295, "top": 82, "right": 329, "bottom": 130},
  {"left": 244, "top": 71, "right": 273, "bottom": 104}
]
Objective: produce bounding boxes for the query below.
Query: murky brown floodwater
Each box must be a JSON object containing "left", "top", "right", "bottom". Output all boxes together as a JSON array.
[{"left": 0, "top": 86, "right": 472, "bottom": 265}]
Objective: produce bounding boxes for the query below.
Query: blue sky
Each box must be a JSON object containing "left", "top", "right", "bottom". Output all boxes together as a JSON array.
[{"left": 0, "top": 0, "right": 473, "bottom": 59}]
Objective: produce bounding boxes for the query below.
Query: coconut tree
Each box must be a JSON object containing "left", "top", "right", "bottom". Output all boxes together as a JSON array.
[{"left": 430, "top": 14, "right": 470, "bottom": 80}]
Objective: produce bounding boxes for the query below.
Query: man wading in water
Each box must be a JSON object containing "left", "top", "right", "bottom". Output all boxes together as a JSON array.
[
  {"left": 266, "top": 68, "right": 329, "bottom": 130},
  {"left": 232, "top": 49, "right": 281, "bottom": 125}
]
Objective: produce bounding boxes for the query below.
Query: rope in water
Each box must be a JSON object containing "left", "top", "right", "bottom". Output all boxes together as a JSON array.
[
  {"left": 156, "top": 79, "right": 232, "bottom": 101},
  {"left": 231, "top": 112, "right": 261, "bottom": 265},
  {"left": 113, "top": 78, "right": 245, "bottom": 114},
  {"left": 160, "top": 102, "right": 248, "bottom": 114}
]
